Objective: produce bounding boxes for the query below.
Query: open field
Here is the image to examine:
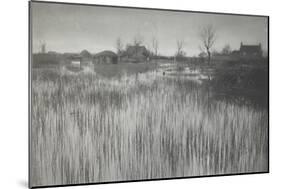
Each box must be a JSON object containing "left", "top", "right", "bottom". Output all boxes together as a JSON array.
[{"left": 31, "top": 62, "right": 268, "bottom": 187}]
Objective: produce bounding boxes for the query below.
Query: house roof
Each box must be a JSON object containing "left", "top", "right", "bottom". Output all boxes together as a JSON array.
[
  {"left": 240, "top": 44, "right": 261, "bottom": 54},
  {"left": 80, "top": 50, "right": 92, "bottom": 58},
  {"left": 94, "top": 50, "right": 117, "bottom": 57},
  {"left": 63, "top": 53, "right": 78, "bottom": 57},
  {"left": 126, "top": 45, "right": 147, "bottom": 54},
  {"left": 70, "top": 55, "right": 81, "bottom": 60}
]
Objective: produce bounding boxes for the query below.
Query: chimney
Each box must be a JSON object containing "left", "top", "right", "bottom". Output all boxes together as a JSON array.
[{"left": 239, "top": 42, "right": 243, "bottom": 51}]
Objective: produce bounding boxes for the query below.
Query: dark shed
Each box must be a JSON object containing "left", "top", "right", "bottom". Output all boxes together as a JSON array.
[{"left": 93, "top": 50, "right": 118, "bottom": 64}]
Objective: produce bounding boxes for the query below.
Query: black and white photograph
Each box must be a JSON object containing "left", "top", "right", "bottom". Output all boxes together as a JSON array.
[{"left": 29, "top": 1, "right": 269, "bottom": 188}]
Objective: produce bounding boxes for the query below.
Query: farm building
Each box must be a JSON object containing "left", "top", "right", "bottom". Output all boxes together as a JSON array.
[
  {"left": 122, "top": 45, "right": 150, "bottom": 62},
  {"left": 64, "top": 50, "right": 93, "bottom": 67},
  {"left": 69, "top": 55, "right": 82, "bottom": 68},
  {"left": 93, "top": 50, "right": 118, "bottom": 64},
  {"left": 63, "top": 53, "right": 78, "bottom": 63},
  {"left": 80, "top": 50, "right": 93, "bottom": 65},
  {"left": 32, "top": 53, "right": 62, "bottom": 67},
  {"left": 239, "top": 42, "right": 262, "bottom": 57}
]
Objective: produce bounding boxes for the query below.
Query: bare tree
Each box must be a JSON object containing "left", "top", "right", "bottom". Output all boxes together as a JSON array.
[
  {"left": 116, "top": 37, "right": 123, "bottom": 54},
  {"left": 133, "top": 33, "right": 143, "bottom": 46},
  {"left": 131, "top": 34, "right": 144, "bottom": 60},
  {"left": 199, "top": 25, "right": 216, "bottom": 64},
  {"left": 116, "top": 37, "right": 124, "bottom": 62},
  {"left": 175, "top": 39, "right": 185, "bottom": 62},
  {"left": 39, "top": 40, "right": 46, "bottom": 53},
  {"left": 152, "top": 36, "right": 159, "bottom": 59},
  {"left": 221, "top": 44, "right": 231, "bottom": 55}
]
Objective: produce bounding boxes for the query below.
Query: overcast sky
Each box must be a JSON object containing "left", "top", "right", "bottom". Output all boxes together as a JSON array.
[{"left": 31, "top": 2, "right": 268, "bottom": 56}]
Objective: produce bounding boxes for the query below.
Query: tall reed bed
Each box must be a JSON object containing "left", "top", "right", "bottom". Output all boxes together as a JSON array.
[{"left": 31, "top": 69, "right": 268, "bottom": 187}]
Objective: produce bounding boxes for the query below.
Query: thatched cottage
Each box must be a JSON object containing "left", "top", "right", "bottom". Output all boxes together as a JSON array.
[
  {"left": 122, "top": 45, "right": 150, "bottom": 62},
  {"left": 80, "top": 50, "right": 93, "bottom": 65},
  {"left": 93, "top": 50, "right": 118, "bottom": 64}
]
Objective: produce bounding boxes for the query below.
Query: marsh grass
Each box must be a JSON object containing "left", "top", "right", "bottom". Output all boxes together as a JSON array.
[{"left": 31, "top": 68, "right": 268, "bottom": 187}]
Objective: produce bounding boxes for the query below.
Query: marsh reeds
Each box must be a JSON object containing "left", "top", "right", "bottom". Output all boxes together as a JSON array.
[{"left": 31, "top": 69, "right": 268, "bottom": 186}]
